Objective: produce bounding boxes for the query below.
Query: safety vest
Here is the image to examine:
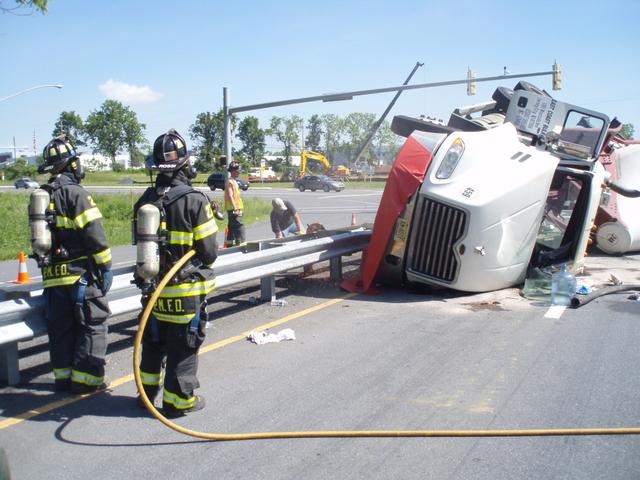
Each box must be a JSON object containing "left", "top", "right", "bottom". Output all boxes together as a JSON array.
[{"left": 224, "top": 178, "right": 244, "bottom": 211}]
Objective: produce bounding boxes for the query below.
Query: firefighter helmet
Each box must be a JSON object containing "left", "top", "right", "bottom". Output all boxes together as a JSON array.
[
  {"left": 149, "top": 129, "right": 191, "bottom": 172},
  {"left": 39, "top": 135, "right": 78, "bottom": 175}
]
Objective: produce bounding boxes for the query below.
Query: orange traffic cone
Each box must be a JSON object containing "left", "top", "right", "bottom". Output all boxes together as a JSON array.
[
  {"left": 13, "top": 251, "right": 32, "bottom": 284},
  {"left": 351, "top": 212, "right": 357, "bottom": 226},
  {"left": 223, "top": 227, "right": 229, "bottom": 248}
]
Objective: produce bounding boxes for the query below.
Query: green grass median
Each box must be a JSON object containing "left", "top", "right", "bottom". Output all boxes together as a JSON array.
[{"left": 0, "top": 192, "right": 271, "bottom": 262}]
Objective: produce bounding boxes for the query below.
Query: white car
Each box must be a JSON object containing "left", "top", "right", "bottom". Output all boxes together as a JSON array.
[{"left": 14, "top": 178, "right": 39, "bottom": 189}]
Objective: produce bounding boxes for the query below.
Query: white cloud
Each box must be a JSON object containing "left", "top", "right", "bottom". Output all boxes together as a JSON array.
[{"left": 98, "top": 79, "right": 163, "bottom": 104}]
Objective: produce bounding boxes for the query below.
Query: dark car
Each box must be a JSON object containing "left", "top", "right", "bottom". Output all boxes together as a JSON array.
[
  {"left": 294, "top": 175, "right": 344, "bottom": 192},
  {"left": 207, "top": 173, "right": 250, "bottom": 192},
  {"left": 14, "top": 178, "right": 40, "bottom": 189}
]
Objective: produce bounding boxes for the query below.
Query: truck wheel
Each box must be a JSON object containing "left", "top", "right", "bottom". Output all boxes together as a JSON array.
[
  {"left": 299, "top": 186, "right": 305, "bottom": 192},
  {"left": 323, "top": 185, "right": 330, "bottom": 192}
]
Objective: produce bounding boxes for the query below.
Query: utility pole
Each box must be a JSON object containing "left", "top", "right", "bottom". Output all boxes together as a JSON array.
[{"left": 352, "top": 61, "right": 424, "bottom": 169}]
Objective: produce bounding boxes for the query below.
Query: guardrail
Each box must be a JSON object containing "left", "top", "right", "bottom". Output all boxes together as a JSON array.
[{"left": 0, "top": 227, "right": 371, "bottom": 385}]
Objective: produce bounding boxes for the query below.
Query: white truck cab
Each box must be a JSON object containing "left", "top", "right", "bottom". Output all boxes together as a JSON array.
[{"left": 378, "top": 83, "right": 611, "bottom": 292}]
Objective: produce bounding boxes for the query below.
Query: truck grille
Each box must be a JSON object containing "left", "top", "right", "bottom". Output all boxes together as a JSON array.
[{"left": 408, "top": 196, "right": 466, "bottom": 282}]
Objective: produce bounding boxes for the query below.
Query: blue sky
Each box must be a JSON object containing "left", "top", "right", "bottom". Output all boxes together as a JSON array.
[{"left": 1, "top": 0, "right": 639, "bottom": 156}]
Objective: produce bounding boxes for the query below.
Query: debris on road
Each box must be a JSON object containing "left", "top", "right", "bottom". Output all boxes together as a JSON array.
[{"left": 247, "top": 328, "right": 296, "bottom": 345}]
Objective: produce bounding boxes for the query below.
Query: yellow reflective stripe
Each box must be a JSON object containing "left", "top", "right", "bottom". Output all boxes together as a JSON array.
[
  {"left": 43, "top": 275, "right": 82, "bottom": 288},
  {"left": 54, "top": 368, "right": 71, "bottom": 380},
  {"left": 159, "top": 279, "right": 216, "bottom": 298},
  {"left": 168, "top": 230, "right": 193, "bottom": 246},
  {"left": 55, "top": 215, "right": 75, "bottom": 229},
  {"left": 74, "top": 206, "right": 102, "bottom": 229},
  {"left": 228, "top": 240, "right": 247, "bottom": 247},
  {"left": 151, "top": 312, "right": 195, "bottom": 323},
  {"left": 71, "top": 369, "right": 103, "bottom": 386},
  {"left": 140, "top": 370, "right": 163, "bottom": 386},
  {"left": 163, "top": 389, "right": 196, "bottom": 410},
  {"left": 93, "top": 248, "right": 112, "bottom": 265},
  {"left": 193, "top": 218, "right": 218, "bottom": 241}
]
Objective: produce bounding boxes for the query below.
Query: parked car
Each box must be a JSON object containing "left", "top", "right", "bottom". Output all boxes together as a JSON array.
[
  {"left": 294, "top": 175, "right": 344, "bottom": 192},
  {"left": 207, "top": 173, "right": 250, "bottom": 191},
  {"left": 14, "top": 178, "right": 39, "bottom": 189}
]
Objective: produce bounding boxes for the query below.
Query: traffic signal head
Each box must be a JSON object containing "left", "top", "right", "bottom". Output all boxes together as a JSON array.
[{"left": 552, "top": 62, "right": 562, "bottom": 91}]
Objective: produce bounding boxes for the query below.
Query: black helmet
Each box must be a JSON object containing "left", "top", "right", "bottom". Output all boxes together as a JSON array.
[
  {"left": 149, "top": 129, "right": 190, "bottom": 172},
  {"left": 227, "top": 161, "right": 240, "bottom": 172},
  {"left": 39, "top": 135, "right": 78, "bottom": 175}
]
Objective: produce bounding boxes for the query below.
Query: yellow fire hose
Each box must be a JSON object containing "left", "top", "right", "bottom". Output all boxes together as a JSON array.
[{"left": 134, "top": 250, "right": 640, "bottom": 441}]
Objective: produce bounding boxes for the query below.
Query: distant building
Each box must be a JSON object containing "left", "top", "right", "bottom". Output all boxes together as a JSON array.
[
  {"left": 0, "top": 152, "right": 12, "bottom": 165},
  {"left": 79, "top": 152, "right": 131, "bottom": 171}
]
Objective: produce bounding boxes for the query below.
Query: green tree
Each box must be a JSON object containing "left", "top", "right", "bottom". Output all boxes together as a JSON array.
[
  {"left": 343, "top": 112, "right": 376, "bottom": 162},
  {"left": 1, "top": 0, "right": 47, "bottom": 14},
  {"left": 305, "top": 114, "right": 323, "bottom": 151},
  {"left": 189, "top": 109, "right": 237, "bottom": 172},
  {"left": 620, "top": 123, "right": 635, "bottom": 140},
  {"left": 84, "top": 100, "right": 147, "bottom": 169},
  {"left": 320, "top": 114, "right": 345, "bottom": 159},
  {"left": 123, "top": 119, "right": 148, "bottom": 169},
  {"left": 5, "top": 158, "right": 37, "bottom": 179},
  {"left": 267, "top": 115, "right": 302, "bottom": 167},
  {"left": 52, "top": 111, "right": 86, "bottom": 146},
  {"left": 237, "top": 116, "right": 266, "bottom": 167}
]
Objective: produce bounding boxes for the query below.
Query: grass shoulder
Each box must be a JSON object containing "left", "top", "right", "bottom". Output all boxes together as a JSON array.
[{"left": 0, "top": 192, "right": 271, "bottom": 262}]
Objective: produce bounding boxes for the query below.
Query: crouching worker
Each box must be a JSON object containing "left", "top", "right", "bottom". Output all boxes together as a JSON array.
[
  {"left": 34, "top": 135, "right": 112, "bottom": 393},
  {"left": 271, "top": 198, "right": 305, "bottom": 238},
  {"left": 133, "top": 129, "right": 218, "bottom": 417}
]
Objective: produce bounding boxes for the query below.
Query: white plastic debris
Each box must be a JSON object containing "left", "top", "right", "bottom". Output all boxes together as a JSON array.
[
  {"left": 610, "top": 273, "right": 623, "bottom": 286},
  {"left": 247, "top": 328, "right": 296, "bottom": 345}
]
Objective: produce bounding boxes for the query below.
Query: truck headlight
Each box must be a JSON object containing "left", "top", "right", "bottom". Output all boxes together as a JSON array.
[{"left": 435, "top": 138, "right": 465, "bottom": 179}]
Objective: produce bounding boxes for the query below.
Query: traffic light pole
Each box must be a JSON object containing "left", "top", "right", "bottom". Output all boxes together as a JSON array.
[{"left": 222, "top": 65, "right": 560, "bottom": 165}]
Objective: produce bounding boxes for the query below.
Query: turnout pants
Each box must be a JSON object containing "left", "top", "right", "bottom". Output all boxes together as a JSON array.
[
  {"left": 139, "top": 302, "right": 207, "bottom": 411},
  {"left": 226, "top": 210, "right": 246, "bottom": 246},
  {"left": 45, "top": 283, "right": 110, "bottom": 389}
]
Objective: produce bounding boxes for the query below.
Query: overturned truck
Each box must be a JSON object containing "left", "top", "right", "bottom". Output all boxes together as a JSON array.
[{"left": 371, "top": 82, "right": 639, "bottom": 293}]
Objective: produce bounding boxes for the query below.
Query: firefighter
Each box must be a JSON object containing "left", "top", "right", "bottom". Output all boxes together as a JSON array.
[
  {"left": 224, "top": 161, "right": 246, "bottom": 246},
  {"left": 37, "top": 135, "right": 113, "bottom": 394},
  {"left": 134, "top": 129, "right": 218, "bottom": 417}
]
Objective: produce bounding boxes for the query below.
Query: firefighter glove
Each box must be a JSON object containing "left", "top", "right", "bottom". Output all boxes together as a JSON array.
[{"left": 99, "top": 270, "right": 113, "bottom": 295}]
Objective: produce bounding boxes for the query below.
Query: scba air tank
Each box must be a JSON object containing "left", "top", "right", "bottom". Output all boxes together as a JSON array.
[
  {"left": 136, "top": 204, "right": 161, "bottom": 281},
  {"left": 29, "top": 189, "right": 52, "bottom": 256}
]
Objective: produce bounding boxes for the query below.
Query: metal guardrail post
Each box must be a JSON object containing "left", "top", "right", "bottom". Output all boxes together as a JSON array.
[
  {"left": 261, "top": 276, "right": 275, "bottom": 302},
  {"left": 330, "top": 257, "right": 343, "bottom": 281},
  {"left": 0, "top": 344, "right": 18, "bottom": 385}
]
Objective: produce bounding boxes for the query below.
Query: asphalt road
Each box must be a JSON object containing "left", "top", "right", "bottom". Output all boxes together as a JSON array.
[{"left": 2, "top": 184, "right": 640, "bottom": 479}]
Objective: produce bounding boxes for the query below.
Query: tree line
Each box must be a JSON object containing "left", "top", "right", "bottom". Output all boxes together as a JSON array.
[{"left": 49, "top": 101, "right": 402, "bottom": 174}]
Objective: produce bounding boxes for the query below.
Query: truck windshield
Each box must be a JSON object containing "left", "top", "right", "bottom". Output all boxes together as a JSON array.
[
  {"left": 559, "top": 111, "right": 606, "bottom": 158},
  {"left": 537, "top": 172, "right": 586, "bottom": 250}
]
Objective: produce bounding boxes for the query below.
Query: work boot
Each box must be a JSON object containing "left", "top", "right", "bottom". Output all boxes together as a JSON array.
[
  {"left": 54, "top": 380, "right": 71, "bottom": 392},
  {"left": 162, "top": 395, "right": 206, "bottom": 418},
  {"left": 137, "top": 394, "right": 158, "bottom": 409},
  {"left": 70, "top": 381, "right": 107, "bottom": 395}
]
